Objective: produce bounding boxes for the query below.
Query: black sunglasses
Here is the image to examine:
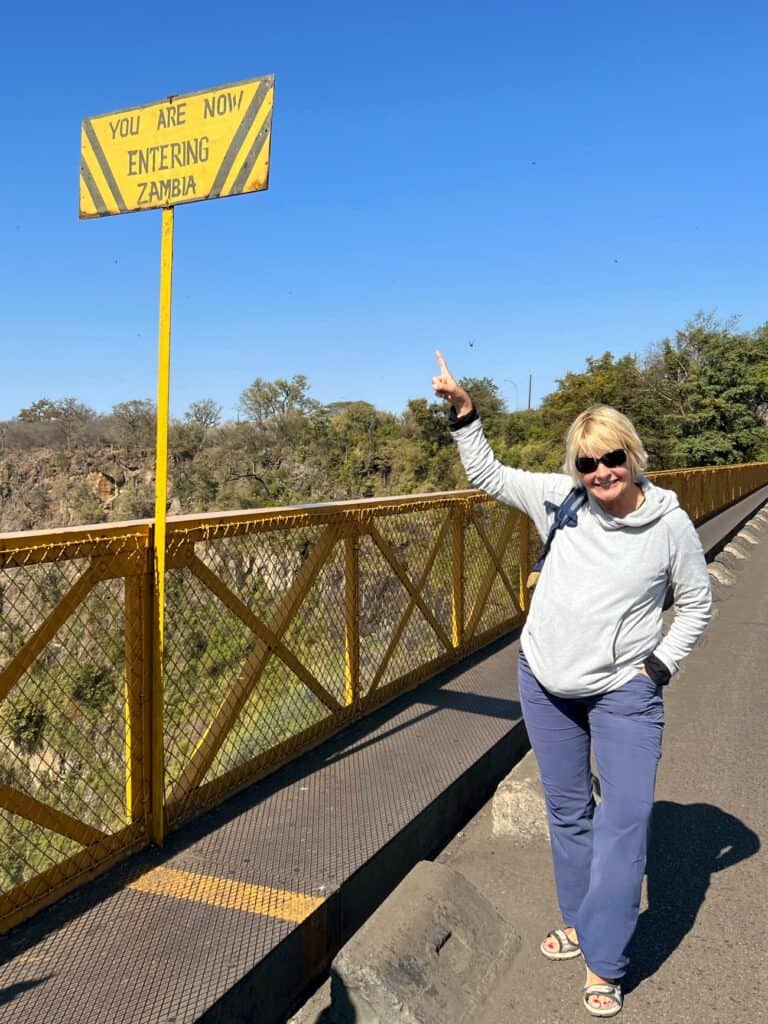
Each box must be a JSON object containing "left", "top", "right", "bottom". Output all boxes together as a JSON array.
[{"left": 575, "top": 448, "right": 627, "bottom": 474}]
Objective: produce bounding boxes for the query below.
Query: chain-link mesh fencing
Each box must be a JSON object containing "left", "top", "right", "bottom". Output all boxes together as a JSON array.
[
  {"left": 648, "top": 462, "right": 768, "bottom": 523},
  {"left": 162, "top": 494, "right": 528, "bottom": 826},
  {"left": 0, "top": 526, "right": 151, "bottom": 931}
]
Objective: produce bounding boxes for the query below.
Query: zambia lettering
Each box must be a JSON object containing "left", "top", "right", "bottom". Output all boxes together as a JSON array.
[{"left": 136, "top": 176, "right": 197, "bottom": 205}]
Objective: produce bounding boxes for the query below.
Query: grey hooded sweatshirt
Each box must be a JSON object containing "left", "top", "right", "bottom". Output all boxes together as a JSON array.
[{"left": 453, "top": 417, "right": 712, "bottom": 698}]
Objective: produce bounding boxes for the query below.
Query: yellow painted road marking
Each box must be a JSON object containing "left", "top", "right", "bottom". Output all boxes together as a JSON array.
[{"left": 127, "top": 866, "right": 324, "bottom": 922}]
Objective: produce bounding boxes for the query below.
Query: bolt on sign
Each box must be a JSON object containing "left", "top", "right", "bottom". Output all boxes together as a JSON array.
[{"left": 79, "top": 74, "right": 274, "bottom": 218}]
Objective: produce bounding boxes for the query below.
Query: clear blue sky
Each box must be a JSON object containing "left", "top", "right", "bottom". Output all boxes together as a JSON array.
[{"left": 2, "top": 1, "right": 766, "bottom": 421}]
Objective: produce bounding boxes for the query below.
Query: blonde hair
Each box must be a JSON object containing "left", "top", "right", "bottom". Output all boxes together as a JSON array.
[{"left": 563, "top": 405, "right": 648, "bottom": 484}]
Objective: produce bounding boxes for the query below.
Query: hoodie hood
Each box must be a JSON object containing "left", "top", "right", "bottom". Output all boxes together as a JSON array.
[{"left": 587, "top": 477, "right": 681, "bottom": 530}]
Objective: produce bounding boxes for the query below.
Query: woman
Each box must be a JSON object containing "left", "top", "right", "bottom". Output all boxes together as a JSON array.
[{"left": 432, "top": 351, "right": 711, "bottom": 1017}]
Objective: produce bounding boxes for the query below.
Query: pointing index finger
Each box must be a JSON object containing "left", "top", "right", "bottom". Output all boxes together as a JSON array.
[{"left": 435, "top": 349, "right": 449, "bottom": 373}]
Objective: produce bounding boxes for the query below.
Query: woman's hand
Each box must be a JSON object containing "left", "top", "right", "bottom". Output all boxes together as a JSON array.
[{"left": 432, "top": 351, "right": 473, "bottom": 417}]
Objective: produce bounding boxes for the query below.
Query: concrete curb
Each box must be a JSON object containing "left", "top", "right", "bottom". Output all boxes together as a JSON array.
[
  {"left": 329, "top": 861, "right": 521, "bottom": 1024},
  {"left": 707, "top": 500, "right": 767, "bottom": 593},
  {"left": 491, "top": 751, "right": 549, "bottom": 842}
]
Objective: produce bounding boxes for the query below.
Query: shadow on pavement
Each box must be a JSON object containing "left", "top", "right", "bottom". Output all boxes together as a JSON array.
[
  {"left": 0, "top": 978, "right": 52, "bottom": 1006},
  {"left": 311, "top": 971, "right": 359, "bottom": 1023},
  {"left": 624, "top": 800, "right": 760, "bottom": 992}
]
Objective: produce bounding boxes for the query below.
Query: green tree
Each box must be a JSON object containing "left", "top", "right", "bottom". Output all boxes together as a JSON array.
[
  {"left": 17, "top": 398, "right": 65, "bottom": 422},
  {"left": 458, "top": 376, "right": 506, "bottom": 435},
  {"left": 239, "top": 375, "right": 318, "bottom": 424},
  {"left": 327, "top": 402, "right": 397, "bottom": 497},
  {"left": 16, "top": 398, "right": 97, "bottom": 452},
  {"left": 402, "top": 399, "right": 452, "bottom": 456},
  {"left": 539, "top": 352, "right": 672, "bottom": 469},
  {"left": 110, "top": 400, "right": 157, "bottom": 451},
  {"left": 647, "top": 314, "right": 768, "bottom": 465},
  {"left": 184, "top": 399, "right": 222, "bottom": 429}
]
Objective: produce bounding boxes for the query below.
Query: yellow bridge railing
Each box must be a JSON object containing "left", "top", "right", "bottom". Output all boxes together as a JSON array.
[{"left": 1, "top": 461, "right": 767, "bottom": 931}]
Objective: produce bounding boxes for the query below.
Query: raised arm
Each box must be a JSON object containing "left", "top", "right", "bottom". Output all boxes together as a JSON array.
[{"left": 431, "top": 351, "right": 570, "bottom": 534}]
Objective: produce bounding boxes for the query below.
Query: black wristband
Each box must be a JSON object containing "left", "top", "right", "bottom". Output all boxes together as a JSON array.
[
  {"left": 643, "top": 653, "right": 671, "bottom": 686},
  {"left": 448, "top": 403, "right": 479, "bottom": 431}
]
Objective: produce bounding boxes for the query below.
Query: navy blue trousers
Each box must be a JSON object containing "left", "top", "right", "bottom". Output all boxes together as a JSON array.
[{"left": 518, "top": 650, "right": 664, "bottom": 979}]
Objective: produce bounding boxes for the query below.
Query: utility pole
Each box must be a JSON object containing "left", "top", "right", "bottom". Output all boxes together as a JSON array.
[{"left": 527, "top": 374, "right": 532, "bottom": 410}]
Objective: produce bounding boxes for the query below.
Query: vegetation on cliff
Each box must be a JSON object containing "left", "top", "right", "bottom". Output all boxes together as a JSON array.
[{"left": 1, "top": 314, "right": 767, "bottom": 534}]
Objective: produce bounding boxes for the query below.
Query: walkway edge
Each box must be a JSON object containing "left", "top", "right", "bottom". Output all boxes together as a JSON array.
[{"left": 200, "top": 716, "right": 530, "bottom": 1022}]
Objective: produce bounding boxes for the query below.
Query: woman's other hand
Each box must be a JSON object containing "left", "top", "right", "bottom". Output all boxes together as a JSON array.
[{"left": 432, "top": 351, "right": 473, "bottom": 417}]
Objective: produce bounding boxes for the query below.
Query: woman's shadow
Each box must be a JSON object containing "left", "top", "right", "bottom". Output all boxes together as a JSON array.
[{"left": 623, "top": 800, "right": 760, "bottom": 992}]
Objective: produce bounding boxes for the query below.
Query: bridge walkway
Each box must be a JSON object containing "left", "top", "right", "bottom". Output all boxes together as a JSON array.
[{"left": 0, "top": 487, "right": 766, "bottom": 1024}]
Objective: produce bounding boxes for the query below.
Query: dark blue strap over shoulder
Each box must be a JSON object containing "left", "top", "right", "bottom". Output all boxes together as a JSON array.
[{"left": 531, "top": 487, "right": 587, "bottom": 574}]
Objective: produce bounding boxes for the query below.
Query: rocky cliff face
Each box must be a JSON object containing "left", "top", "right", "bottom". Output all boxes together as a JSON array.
[{"left": 0, "top": 448, "right": 156, "bottom": 534}]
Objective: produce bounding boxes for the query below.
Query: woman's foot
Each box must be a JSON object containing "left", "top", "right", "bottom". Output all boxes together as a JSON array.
[
  {"left": 540, "top": 926, "right": 581, "bottom": 959},
  {"left": 583, "top": 967, "right": 622, "bottom": 1017}
]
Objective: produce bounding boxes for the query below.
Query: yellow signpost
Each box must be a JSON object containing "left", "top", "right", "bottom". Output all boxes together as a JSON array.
[{"left": 80, "top": 75, "right": 274, "bottom": 846}]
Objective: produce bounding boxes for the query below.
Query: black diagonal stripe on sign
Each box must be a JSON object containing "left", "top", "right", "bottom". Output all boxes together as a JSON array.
[
  {"left": 230, "top": 110, "right": 272, "bottom": 195},
  {"left": 80, "top": 158, "right": 108, "bottom": 216},
  {"left": 209, "top": 80, "right": 271, "bottom": 198},
  {"left": 83, "top": 119, "right": 127, "bottom": 213}
]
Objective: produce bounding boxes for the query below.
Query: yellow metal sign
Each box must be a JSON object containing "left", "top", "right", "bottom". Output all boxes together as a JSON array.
[{"left": 79, "top": 74, "right": 274, "bottom": 218}]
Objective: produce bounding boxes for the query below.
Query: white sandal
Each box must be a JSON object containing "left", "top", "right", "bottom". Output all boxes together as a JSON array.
[
  {"left": 583, "top": 981, "right": 623, "bottom": 1018},
  {"left": 540, "top": 927, "right": 582, "bottom": 960}
]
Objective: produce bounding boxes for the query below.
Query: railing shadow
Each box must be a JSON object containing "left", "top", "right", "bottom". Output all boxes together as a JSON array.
[
  {"left": 321, "top": 650, "right": 522, "bottom": 768},
  {"left": 624, "top": 800, "right": 760, "bottom": 992}
]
